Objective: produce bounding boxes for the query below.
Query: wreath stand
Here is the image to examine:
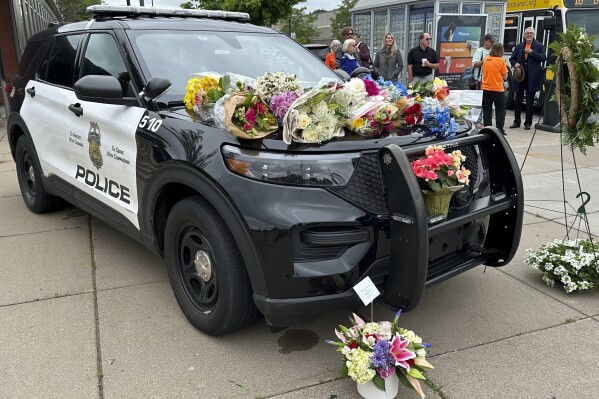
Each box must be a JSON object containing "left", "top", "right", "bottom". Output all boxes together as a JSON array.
[{"left": 520, "top": 50, "right": 597, "bottom": 250}]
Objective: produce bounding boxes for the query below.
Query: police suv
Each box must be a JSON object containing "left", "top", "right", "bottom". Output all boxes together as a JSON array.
[{"left": 6, "top": 6, "right": 523, "bottom": 335}]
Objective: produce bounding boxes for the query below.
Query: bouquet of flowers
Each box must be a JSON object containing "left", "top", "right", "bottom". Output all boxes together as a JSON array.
[
  {"left": 411, "top": 145, "right": 470, "bottom": 192},
  {"left": 282, "top": 83, "right": 352, "bottom": 144},
  {"left": 348, "top": 101, "right": 399, "bottom": 138},
  {"left": 419, "top": 97, "right": 457, "bottom": 139},
  {"left": 224, "top": 91, "right": 278, "bottom": 139},
  {"left": 525, "top": 238, "right": 599, "bottom": 292},
  {"left": 327, "top": 311, "right": 434, "bottom": 398},
  {"left": 376, "top": 78, "right": 408, "bottom": 102},
  {"left": 255, "top": 71, "right": 303, "bottom": 102}
]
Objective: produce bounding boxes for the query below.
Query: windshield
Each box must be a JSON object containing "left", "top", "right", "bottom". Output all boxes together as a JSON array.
[
  {"left": 128, "top": 30, "right": 339, "bottom": 102},
  {"left": 566, "top": 10, "right": 599, "bottom": 50}
]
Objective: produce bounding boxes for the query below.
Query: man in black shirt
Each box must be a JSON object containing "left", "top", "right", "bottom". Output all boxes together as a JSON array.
[{"left": 407, "top": 32, "right": 440, "bottom": 84}]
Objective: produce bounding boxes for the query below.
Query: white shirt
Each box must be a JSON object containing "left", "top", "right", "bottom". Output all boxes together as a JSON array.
[{"left": 472, "top": 47, "right": 491, "bottom": 80}]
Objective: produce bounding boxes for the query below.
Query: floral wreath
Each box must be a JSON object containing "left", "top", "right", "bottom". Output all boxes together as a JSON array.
[{"left": 549, "top": 24, "right": 599, "bottom": 154}]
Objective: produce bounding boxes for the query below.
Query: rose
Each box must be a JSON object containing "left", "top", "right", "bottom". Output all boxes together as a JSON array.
[
  {"left": 302, "top": 128, "right": 319, "bottom": 142},
  {"left": 298, "top": 113, "right": 311, "bottom": 129}
]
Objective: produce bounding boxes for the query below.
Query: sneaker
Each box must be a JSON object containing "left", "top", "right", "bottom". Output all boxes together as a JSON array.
[
  {"left": 524, "top": 124, "right": 531, "bottom": 130},
  {"left": 509, "top": 123, "right": 520, "bottom": 129},
  {"left": 501, "top": 130, "right": 507, "bottom": 136}
]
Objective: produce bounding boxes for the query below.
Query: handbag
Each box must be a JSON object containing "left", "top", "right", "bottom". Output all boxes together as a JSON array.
[{"left": 468, "top": 51, "right": 483, "bottom": 90}]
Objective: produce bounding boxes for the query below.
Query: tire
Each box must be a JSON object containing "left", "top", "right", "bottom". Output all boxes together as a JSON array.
[
  {"left": 15, "top": 135, "right": 61, "bottom": 213},
  {"left": 164, "top": 196, "right": 257, "bottom": 335}
]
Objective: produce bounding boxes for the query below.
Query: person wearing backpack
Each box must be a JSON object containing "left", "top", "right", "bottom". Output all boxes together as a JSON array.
[{"left": 471, "top": 34, "right": 495, "bottom": 89}]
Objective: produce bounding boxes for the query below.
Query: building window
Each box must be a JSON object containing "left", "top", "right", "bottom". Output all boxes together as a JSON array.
[
  {"left": 462, "top": 3, "right": 482, "bottom": 14},
  {"left": 390, "top": 7, "right": 406, "bottom": 54},
  {"left": 373, "top": 11, "right": 388, "bottom": 52},
  {"left": 354, "top": 12, "right": 372, "bottom": 50},
  {"left": 439, "top": 3, "right": 459, "bottom": 13}
]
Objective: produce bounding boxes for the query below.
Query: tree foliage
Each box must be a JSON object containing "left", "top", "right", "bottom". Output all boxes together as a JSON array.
[
  {"left": 330, "top": 0, "right": 358, "bottom": 41},
  {"left": 56, "top": 0, "right": 102, "bottom": 22},
  {"left": 183, "top": 0, "right": 301, "bottom": 26},
  {"left": 286, "top": 7, "right": 319, "bottom": 44}
]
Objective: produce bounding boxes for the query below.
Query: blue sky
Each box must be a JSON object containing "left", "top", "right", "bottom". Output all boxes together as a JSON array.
[{"left": 105, "top": 0, "right": 342, "bottom": 13}]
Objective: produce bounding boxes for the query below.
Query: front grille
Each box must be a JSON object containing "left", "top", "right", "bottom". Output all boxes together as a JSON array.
[
  {"left": 330, "top": 152, "right": 387, "bottom": 214},
  {"left": 330, "top": 146, "right": 481, "bottom": 215}
]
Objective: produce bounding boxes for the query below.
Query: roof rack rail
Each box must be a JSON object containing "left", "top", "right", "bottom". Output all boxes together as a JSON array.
[{"left": 86, "top": 5, "right": 250, "bottom": 22}]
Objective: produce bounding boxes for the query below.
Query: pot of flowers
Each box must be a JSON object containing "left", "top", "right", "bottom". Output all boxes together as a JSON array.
[
  {"left": 525, "top": 238, "right": 599, "bottom": 292},
  {"left": 410, "top": 145, "right": 471, "bottom": 219},
  {"left": 327, "top": 311, "right": 434, "bottom": 399}
]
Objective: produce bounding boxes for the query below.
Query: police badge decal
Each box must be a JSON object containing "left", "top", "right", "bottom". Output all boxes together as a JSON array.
[{"left": 88, "top": 121, "right": 103, "bottom": 169}]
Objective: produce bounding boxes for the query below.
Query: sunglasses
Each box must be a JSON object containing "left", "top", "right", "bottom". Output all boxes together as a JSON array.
[
  {"left": 424, "top": 38, "right": 431, "bottom": 41},
  {"left": 525, "top": 32, "right": 534, "bottom": 35}
]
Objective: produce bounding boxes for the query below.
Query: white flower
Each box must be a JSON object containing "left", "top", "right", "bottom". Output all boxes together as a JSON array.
[
  {"left": 561, "top": 275, "right": 572, "bottom": 285},
  {"left": 342, "top": 78, "right": 367, "bottom": 103},
  {"left": 298, "top": 113, "right": 311, "bottom": 129},
  {"left": 302, "top": 127, "right": 319, "bottom": 142},
  {"left": 542, "top": 275, "right": 555, "bottom": 287},
  {"left": 565, "top": 282, "right": 578, "bottom": 293}
]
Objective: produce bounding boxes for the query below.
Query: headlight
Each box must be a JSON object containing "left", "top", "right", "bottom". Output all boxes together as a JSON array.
[{"left": 222, "top": 145, "right": 359, "bottom": 187}]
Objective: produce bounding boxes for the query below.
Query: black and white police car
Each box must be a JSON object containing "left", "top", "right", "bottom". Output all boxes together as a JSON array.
[{"left": 6, "top": 6, "right": 524, "bottom": 335}]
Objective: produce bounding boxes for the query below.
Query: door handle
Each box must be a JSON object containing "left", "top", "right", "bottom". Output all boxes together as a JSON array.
[
  {"left": 26, "top": 87, "right": 35, "bottom": 97},
  {"left": 69, "top": 103, "right": 83, "bottom": 117}
]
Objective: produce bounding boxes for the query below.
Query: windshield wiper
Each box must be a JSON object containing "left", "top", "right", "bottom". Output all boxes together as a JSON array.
[{"left": 167, "top": 100, "right": 185, "bottom": 108}]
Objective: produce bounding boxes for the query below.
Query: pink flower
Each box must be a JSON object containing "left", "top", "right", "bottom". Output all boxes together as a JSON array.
[
  {"left": 245, "top": 108, "right": 256, "bottom": 125},
  {"left": 362, "top": 78, "right": 380, "bottom": 96},
  {"left": 389, "top": 333, "right": 416, "bottom": 371}
]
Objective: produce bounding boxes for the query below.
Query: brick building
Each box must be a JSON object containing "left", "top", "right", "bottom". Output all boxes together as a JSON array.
[{"left": 0, "top": 0, "right": 60, "bottom": 106}]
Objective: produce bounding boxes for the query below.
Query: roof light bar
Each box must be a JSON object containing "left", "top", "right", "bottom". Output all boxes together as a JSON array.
[{"left": 86, "top": 5, "right": 250, "bottom": 21}]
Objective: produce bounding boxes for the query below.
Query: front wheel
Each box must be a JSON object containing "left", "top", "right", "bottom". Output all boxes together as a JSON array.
[{"left": 164, "top": 196, "right": 257, "bottom": 335}]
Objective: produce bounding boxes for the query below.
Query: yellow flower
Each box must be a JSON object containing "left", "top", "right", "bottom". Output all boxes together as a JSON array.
[
  {"left": 184, "top": 77, "right": 219, "bottom": 109},
  {"left": 353, "top": 117, "right": 365, "bottom": 129}
]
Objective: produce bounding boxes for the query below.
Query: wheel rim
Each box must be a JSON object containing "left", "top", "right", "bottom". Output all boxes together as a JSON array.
[
  {"left": 176, "top": 225, "right": 218, "bottom": 313},
  {"left": 21, "top": 151, "right": 37, "bottom": 199}
]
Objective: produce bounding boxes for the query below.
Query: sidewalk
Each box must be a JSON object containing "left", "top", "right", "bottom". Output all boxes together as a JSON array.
[{"left": 1, "top": 111, "right": 598, "bottom": 399}]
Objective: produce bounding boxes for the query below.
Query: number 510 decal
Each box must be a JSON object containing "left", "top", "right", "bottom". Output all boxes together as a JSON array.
[{"left": 138, "top": 113, "right": 162, "bottom": 133}]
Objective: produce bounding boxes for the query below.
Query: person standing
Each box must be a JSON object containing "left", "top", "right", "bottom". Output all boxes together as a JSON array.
[
  {"left": 326, "top": 40, "right": 340, "bottom": 70},
  {"left": 372, "top": 32, "right": 403, "bottom": 82},
  {"left": 509, "top": 27, "right": 546, "bottom": 130},
  {"left": 471, "top": 34, "right": 495, "bottom": 128},
  {"left": 340, "top": 39, "right": 359, "bottom": 76},
  {"left": 471, "top": 34, "right": 495, "bottom": 89},
  {"left": 407, "top": 33, "right": 440, "bottom": 84},
  {"left": 335, "top": 26, "right": 355, "bottom": 68},
  {"left": 353, "top": 33, "right": 371, "bottom": 68},
  {"left": 481, "top": 42, "right": 508, "bottom": 135}
]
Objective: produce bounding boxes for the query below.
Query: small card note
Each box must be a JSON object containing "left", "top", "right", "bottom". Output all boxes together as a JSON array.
[{"left": 353, "top": 277, "right": 381, "bottom": 306}]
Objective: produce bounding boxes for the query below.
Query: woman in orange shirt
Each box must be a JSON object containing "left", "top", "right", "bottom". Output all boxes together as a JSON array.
[
  {"left": 481, "top": 42, "right": 508, "bottom": 135},
  {"left": 325, "top": 40, "right": 340, "bottom": 70}
]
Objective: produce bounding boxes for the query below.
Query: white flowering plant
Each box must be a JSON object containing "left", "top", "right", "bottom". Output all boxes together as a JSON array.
[
  {"left": 255, "top": 71, "right": 303, "bottom": 102},
  {"left": 525, "top": 238, "right": 599, "bottom": 293},
  {"left": 327, "top": 311, "right": 434, "bottom": 398}
]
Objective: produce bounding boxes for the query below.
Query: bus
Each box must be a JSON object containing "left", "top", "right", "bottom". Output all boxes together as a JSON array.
[{"left": 502, "top": 0, "right": 599, "bottom": 111}]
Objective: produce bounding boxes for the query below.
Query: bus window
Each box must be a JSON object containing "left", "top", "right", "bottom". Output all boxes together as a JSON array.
[
  {"left": 567, "top": 10, "right": 599, "bottom": 50},
  {"left": 503, "top": 28, "right": 518, "bottom": 52}
]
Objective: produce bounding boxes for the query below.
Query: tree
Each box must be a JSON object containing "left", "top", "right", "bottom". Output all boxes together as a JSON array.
[
  {"left": 191, "top": 0, "right": 301, "bottom": 27},
  {"left": 180, "top": 0, "right": 201, "bottom": 9},
  {"left": 330, "top": 0, "right": 358, "bottom": 42},
  {"left": 56, "top": 0, "right": 102, "bottom": 22},
  {"left": 286, "top": 7, "right": 319, "bottom": 44}
]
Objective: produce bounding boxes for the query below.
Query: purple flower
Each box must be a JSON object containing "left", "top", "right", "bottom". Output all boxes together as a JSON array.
[
  {"left": 269, "top": 92, "right": 301, "bottom": 120},
  {"left": 371, "top": 340, "right": 396, "bottom": 378}
]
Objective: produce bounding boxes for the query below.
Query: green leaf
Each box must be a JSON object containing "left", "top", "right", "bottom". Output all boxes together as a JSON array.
[
  {"left": 396, "top": 370, "right": 412, "bottom": 389},
  {"left": 221, "top": 75, "right": 231, "bottom": 91},
  {"left": 340, "top": 363, "right": 349, "bottom": 378},
  {"left": 371, "top": 374, "right": 385, "bottom": 391}
]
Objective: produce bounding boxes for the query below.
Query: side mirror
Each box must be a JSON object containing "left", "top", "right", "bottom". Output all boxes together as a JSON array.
[
  {"left": 74, "top": 75, "right": 138, "bottom": 106},
  {"left": 544, "top": 15, "right": 556, "bottom": 31},
  {"left": 141, "top": 76, "right": 171, "bottom": 101}
]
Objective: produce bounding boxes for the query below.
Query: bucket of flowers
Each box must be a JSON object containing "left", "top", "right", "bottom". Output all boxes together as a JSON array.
[
  {"left": 327, "top": 311, "right": 434, "bottom": 399},
  {"left": 410, "top": 145, "right": 471, "bottom": 218},
  {"left": 525, "top": 238, "right": 599, "bottom": 292}
]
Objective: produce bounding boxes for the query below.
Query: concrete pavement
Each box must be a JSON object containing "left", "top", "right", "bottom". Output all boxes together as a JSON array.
[{"left": 1, "top": 106, "right": 599, "bottom": 399}]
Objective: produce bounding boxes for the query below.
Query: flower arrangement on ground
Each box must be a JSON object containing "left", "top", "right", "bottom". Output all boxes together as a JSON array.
[
  {"left": 411, "top": 145, "right": 470, "bottom": 191},
  {"left": 525, "top": 238, "right": 599, "bottom": 292},
  {"left": 327, "top": 311, "right": 434, "bottom": 398},
  {"left": 224, "top": 91, "right": 278, "bottom": 139},
  {"left": 548, "top": 23, "right": 599, "bottom": 154}
]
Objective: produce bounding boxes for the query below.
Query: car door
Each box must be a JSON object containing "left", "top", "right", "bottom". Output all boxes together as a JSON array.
[
  {"left": 19, "top": 34, "right": 82, "bottom": 182},
  {"left": 65, "top": 32, "right": 146, "bottom": 229}
]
